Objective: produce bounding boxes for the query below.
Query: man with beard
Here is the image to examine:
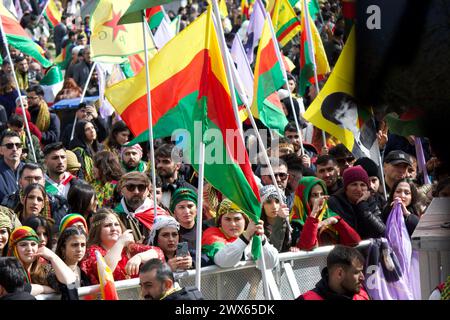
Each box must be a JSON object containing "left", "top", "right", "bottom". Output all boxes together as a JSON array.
[
  {"left": 121, "top": 144, "right": 147, "bottom": 173},
  {"left": 155, "top": 144, "right": 196, "bottom": 209},
  {"left": 26, "top": 85, "right": 60, "bottom": 146},
  {"left": 0, "top": 131, "right": 24, "bottom": 201},
  {"left": 114, "top": 172, "right": 169, "bottom": 242},
  {"left": 1, "top": 162, "right": 69, "bottom": 226},
  {"left": 297, "top": 245, "right": 369, "bottom": 300},
  {"left": 284, "top": 122, "right": 315, "bottom": 170},
  {"left": 139, "top": 258, "right": 203, "bottom": 300},
  {"left": 43, "top": 142, "right": 77, "bottom": 199},
  {"left": 315, "top": 155, "right": 342, "bottom": 195}
]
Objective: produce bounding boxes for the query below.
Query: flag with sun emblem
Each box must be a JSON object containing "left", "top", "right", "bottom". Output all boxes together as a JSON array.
[{"left": 87, "top": 0, "right": 157, "bottom": 63}]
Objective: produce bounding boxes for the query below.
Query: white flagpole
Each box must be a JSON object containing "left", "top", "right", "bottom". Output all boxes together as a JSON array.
[
  {"left": 303, "top": 0, "right": 327, "bottom": 148},
  {"left": 265, "top": 13, "right": 305, "bottom": 155},
  {"left": 211, "top": 0, "right": 243, "bottom": 137},
  {"left": 0, "top": 15, "right": 37, "bottom": 162},
  {"left": 37, "top": 0, "right": 51, "bottom": 25},
  {"left": 194, "top": 141, "right": 205, "bottom": 290},
  {"left": 70, "top": 61, "right": 97, "bottom": 142},
  {"left": 142, "top": 12, "right": 158, "bottom": 220}
]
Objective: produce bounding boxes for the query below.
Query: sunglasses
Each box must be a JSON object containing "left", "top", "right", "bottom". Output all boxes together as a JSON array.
[
  {"left": 2, "top": 142, "right": 22, "bottom": 149},
  {"left": 124, "top": 184, "right": 147, "bottom": 192},
  {"left": 274, "top": 172, "right": 288, "bottom": 180}
]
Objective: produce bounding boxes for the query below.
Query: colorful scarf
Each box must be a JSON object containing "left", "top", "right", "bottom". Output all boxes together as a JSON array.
[
  {"left": 34, "top": 100, "right": 51, "bottom": 132},
  {"left": 72, "top": 147, "right": 94, "bottom": 183},
  {"left": 290, "top": 176, "right": 338, "bottom": 226},
  {"left": 59, "top": 213, "right": 88, "bottom": 234},
  {"left": 8, "top": 226, "right": 40, "bottom": 283},
  {"left": 45, "top": 172, "right": 75, "bottom": 197},
  {"left": 92, "top": 180, "right": 118, "bottom": 208}
]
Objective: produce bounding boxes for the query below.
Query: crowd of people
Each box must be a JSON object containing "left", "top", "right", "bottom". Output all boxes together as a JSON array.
[{"left": 0, "top": 0, "right": 449, "bottom": 301}]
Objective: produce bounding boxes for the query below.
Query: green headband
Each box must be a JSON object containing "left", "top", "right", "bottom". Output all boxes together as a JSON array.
[{"left": 170, "top": 188, "right": 198, "bottom": 213}]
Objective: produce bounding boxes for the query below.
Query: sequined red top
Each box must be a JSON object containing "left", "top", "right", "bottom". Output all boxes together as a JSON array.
[{"left": 80, "top": 243, "right": 165, "bottom": 284}]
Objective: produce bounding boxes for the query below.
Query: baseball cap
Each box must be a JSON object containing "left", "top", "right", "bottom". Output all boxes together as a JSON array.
[{"left": 384, "top": 150, "right": 412, "bottom": 166}]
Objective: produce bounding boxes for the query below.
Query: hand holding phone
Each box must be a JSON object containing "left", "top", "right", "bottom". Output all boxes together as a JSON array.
[{"left": 176, "top": 242, "right": 189, "bottom": 257}]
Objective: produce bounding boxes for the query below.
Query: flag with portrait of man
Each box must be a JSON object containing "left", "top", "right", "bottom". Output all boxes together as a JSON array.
[{"left": 303, "top": 28, "right": 377, "bottom": 160}]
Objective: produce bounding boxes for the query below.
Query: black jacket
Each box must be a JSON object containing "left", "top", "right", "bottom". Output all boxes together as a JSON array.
[
  {"left": 328, "top": 189, "right": 386, "bottom": 239},
  {"left": 0, "top": 290, "right": 36, "bottom": 300},
  {"left": 163, "top": 286, "right": 204, "bottom": 300}
]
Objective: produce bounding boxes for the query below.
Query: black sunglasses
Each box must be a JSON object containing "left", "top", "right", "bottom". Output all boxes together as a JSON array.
[
  {"left": 2, "top": 142, "right": 22, "bottom": 149},
  {"left": 274, "top": 172, "right": 288, "bottom": 180},
  {"left": 124, "top": 184, "right": 147, "bottom": 192}
]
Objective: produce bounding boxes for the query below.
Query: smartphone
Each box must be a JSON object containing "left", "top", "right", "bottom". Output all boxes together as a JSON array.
[{"left": 176, "top": 242, "right": 189, "bottom": 257}]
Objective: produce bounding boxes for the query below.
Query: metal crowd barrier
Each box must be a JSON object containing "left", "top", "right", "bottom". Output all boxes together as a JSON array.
[{"left": 35, "top": 240, "right": 371, "bottom": 300}]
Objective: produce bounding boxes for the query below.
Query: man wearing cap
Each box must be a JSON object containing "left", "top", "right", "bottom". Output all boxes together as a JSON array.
[
  {"left": 121, "top": 144, "right": 147, "bottom": 173},
  {"left": 114, "top": 172, "right": 169, "bottom": 243},
  {"left": 328, "top": 166, "right": 386, "bottom": 239},
  {"left": 169, "top": 188, "right": 213, "bottom": 253},
  {"left": 43, "top": 142, "right": 78, "bottom": 199},
  {"left": 383, "top": 150, "right": 413, "bottom": 193}
]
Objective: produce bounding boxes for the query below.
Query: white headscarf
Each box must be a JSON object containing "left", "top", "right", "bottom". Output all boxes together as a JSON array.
[{"left": 147, "top": 216, "right": 180, "bottom": 246}]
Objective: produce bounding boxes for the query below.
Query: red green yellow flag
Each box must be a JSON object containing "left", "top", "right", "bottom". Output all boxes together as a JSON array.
[
  {"left": 43, "top": 0, "right": 61, "bottom": 29},
  {"left": 88, "top": 0, "right": 157, "bottom": 63},
  {"left": 106, "top": 8, "right": 262, "bottom": 258},
  {"left": 271, "top": 0, "right": 302, "bottom": 47},
  {"left": 298, "top": 0, "right": 330, "bottom": 95},
  {"left": 0, "top": 4, "right": 52, "bottom": 68},
  {"left": 95, "top": 250, "right": 119, "bottom": 300},
  {"left": 250, "top": 17, "right": 287, "bottom": 135},
  {"left": 147, "top": 6, "right": 164, "bottom": 30}
]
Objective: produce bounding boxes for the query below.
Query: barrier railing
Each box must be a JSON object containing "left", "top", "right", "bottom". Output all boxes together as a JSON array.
[{"left": 35, "top": 240, "right": 371, "bottom": 300}]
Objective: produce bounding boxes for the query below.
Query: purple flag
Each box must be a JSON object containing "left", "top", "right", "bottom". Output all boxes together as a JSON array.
[
  {"left": 244, "top": 0, "right": 266, "bottom": 64},
  {"left": 414, "top": 137, "right": 431, "bottom": 184},
  {"left": 231, "top": 34, "right": 254, "bottom": 105},
  {"left": 365, "top": 202, "right": 421, "bottom": 300}
]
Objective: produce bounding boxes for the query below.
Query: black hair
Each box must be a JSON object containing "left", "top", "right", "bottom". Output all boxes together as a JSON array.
[
  {"left": 260, "top": 157, "right": 287, "bottom": 170},
  {"left": 316, "top": 154, "right": 337, "bottom": 167},
  {"left": 280, "top": 153, "right": 304, "bottom": 173},
  {"left": 329, "top": 143, "right": 353, "bottom": 159},
  {"left": 0, "top": 130, "right": 20, "bottom": 145},
  {"left": 43, "top": 141, "right": 66, "bottom": 157},
  {"left": 0, "top": 257, "right": 28, "bottom": 292},
  {"left": 139, "top": 258, "right": 174, "bottom": 283},
  {"left": 26, "top": 84, "right": 44, "bottom": 97},
  {"left": 320, "top": 92, "right": 357, "bottom": 126},
  {"left": 14, "top": 55, "right": 26, "bottom": 64},
  {"left": 107, "top": 121, "right": 131, "bottom": 151},
  {"left": 284, "top": 121, "right": 298, "bottom": 133},
  {"left": 23, "top": 216, "right": 53, "bottom": 250},
  {"left": 55, "top": 227, "right": 87, "bottom": 261},
  {"left": 386, "top": 178, "right": 420, "bottom": 216},
  {"left": 434, "top": 177, "right": 450, "bottom": 197},
  {"left": 18, "top": 162, "right": 43, "bottom": 179},
  {"left": 327, "top": 245, "right": 365, "bottom": 271},
  {"left": 67, "top": 180, "right": 96, "bottom": 217},
  {"left": 7, "top": 114, "right": 24, "bottom": 128}
]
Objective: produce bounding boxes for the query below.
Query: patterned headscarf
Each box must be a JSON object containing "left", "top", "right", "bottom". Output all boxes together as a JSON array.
[
  {"left": 290, "top": 176, "right": 338, "bottom": 226},
  {"left": 0, "top": 211, "right": 13, "bottom": 232},
  {"left": 147, "top": 215, "right": 180, "bottom": 246},
  {"left": 8, "top": 226, "right": 40, "bottom": 257},
  {"left": 259, "top": 185, "right": 286, "bottom": 205},
  {"left": 59, "top": 213, "right": 88, "bottom": 234},
  {"left": 216, "top": 198, "right": 248, "bottom": 226}
]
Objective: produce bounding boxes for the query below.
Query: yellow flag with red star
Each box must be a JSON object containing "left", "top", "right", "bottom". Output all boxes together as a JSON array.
[{"left": 89, "top": 0, "right": 157, "bottom": 63}]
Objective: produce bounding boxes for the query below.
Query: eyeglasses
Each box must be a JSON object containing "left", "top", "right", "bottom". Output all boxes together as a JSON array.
[
  {"left": 274, "top": 172, "right": 288, "bottom": 180},
  {"left": 124, "top": 184, "right": 147, "bottom": 192},
  {"left": 2, "top": 142, "right": 22, "bottom": 149}
]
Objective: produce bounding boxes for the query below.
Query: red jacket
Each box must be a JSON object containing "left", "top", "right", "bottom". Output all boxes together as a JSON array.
[
  {"left": 297, "top": 215, "right": 362, "bottom": 251},
  {"left": 300, "top": 287, "right": 370, "bottom": 300}
]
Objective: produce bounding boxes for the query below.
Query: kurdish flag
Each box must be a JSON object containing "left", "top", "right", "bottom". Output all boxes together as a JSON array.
[
  {"left": 0, "top": 4, "right": 52, "bottom": 68},
  {"left": 88, "top": 0, "right": 157, "bottom": 63},
  {"left": 40, "top": 65, "right": 64, "bottom": 104},
  {"left": 303, "top": 28, "right": 377, "bottom": 159},
  {"left": 147, "top": 5, "right": 165, "bottom": 30},
  {"left": 43, "top": 0, "right": 61, "bottom": 29},
  {"left": 106, "top": 8, "right": 262, "bottom": 258},
  {"left": 95, "top": 250, "right": 119, "bottom": 300},
  {"left": 271, "top": 0, "right": 302, "bottom": 47},
  {"left": 250, "top": 17, "right": 288, "bottom": 135},
  {"left": 54, "top": 43, "right": 74, "bottom": 70},
  {"left": 298, "top": 0, "right": 329, "bottom": 95}
]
